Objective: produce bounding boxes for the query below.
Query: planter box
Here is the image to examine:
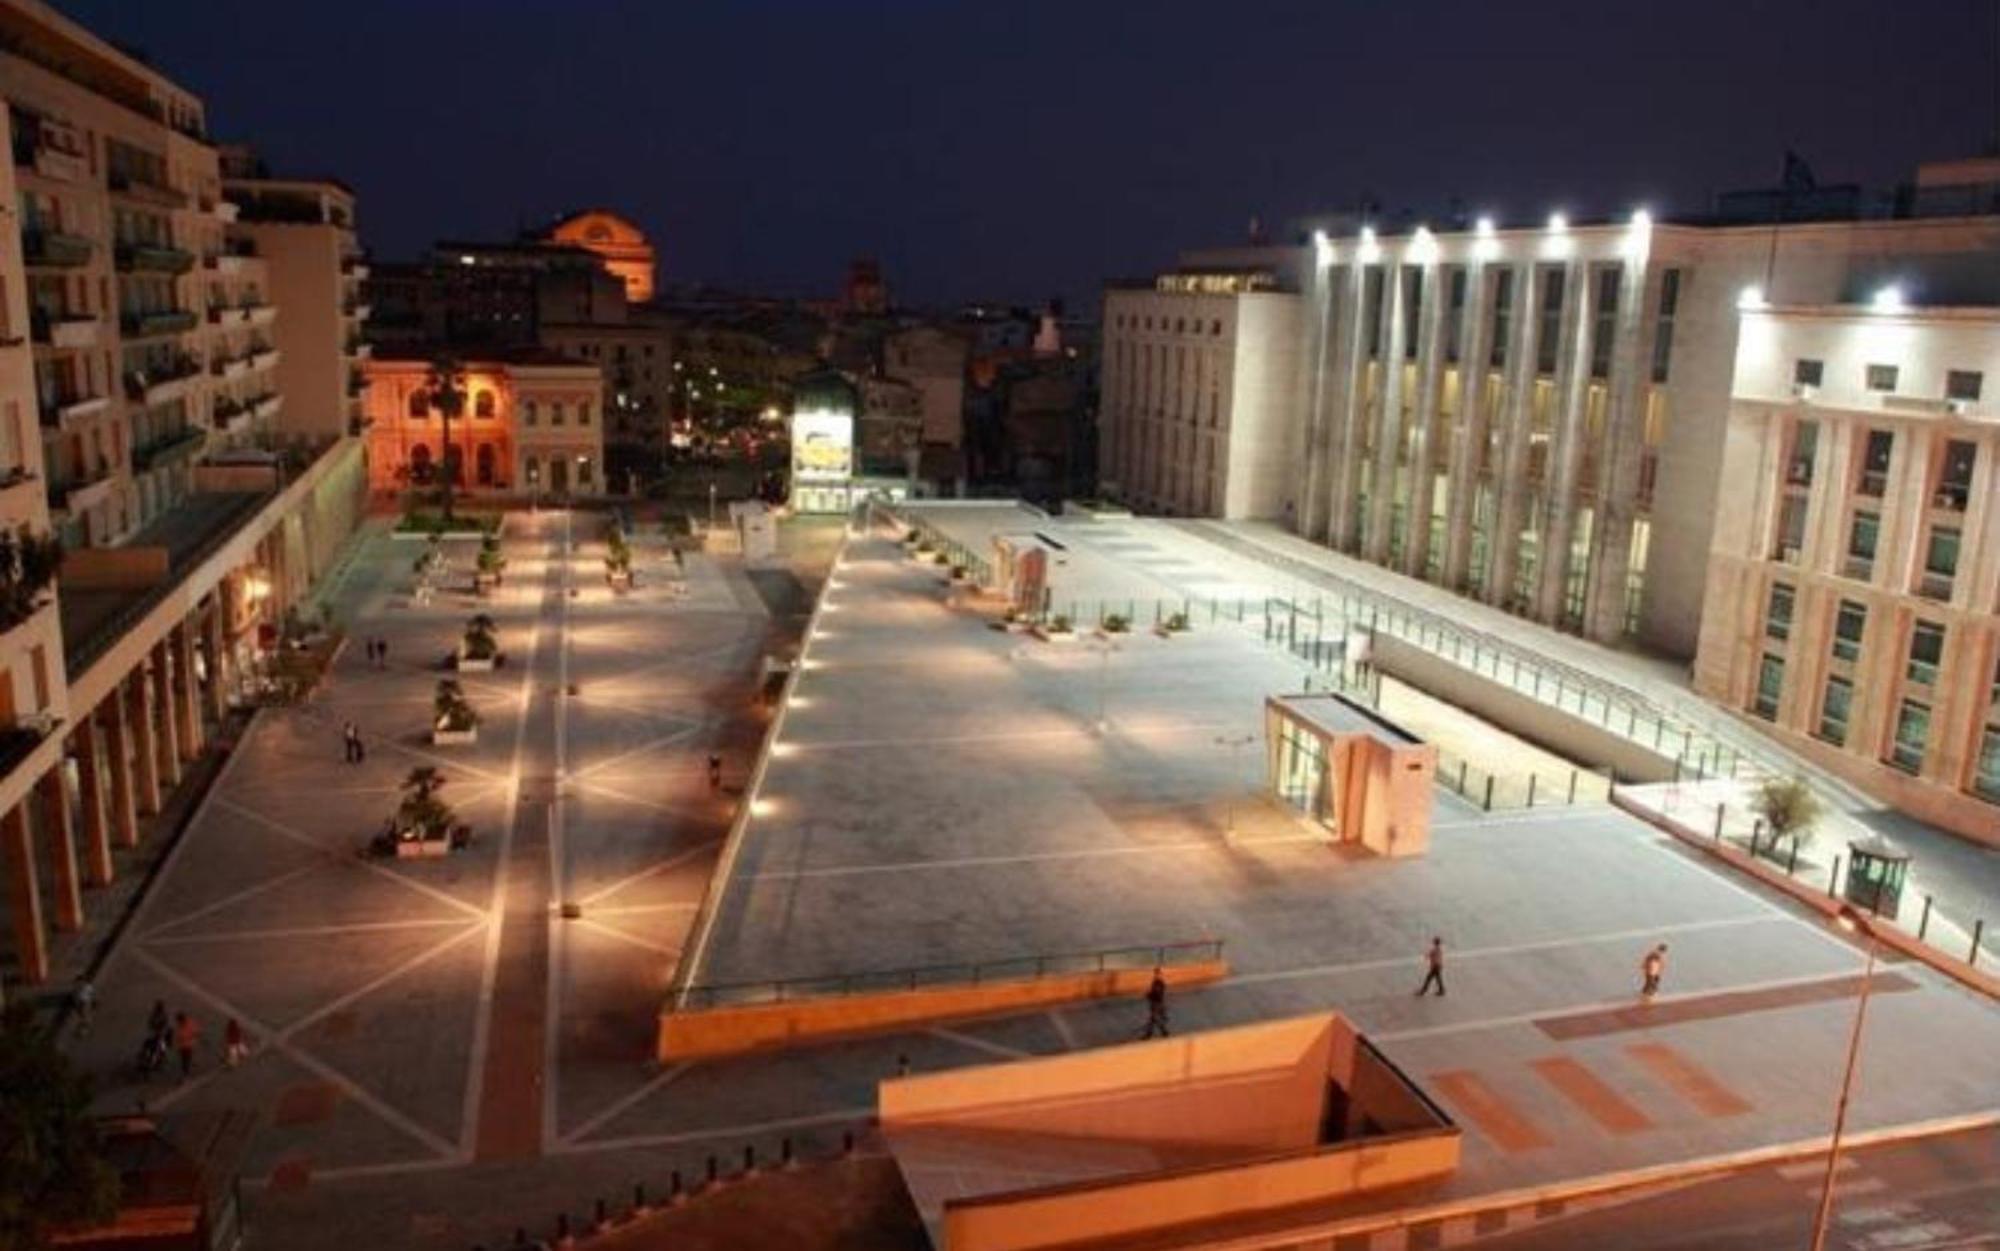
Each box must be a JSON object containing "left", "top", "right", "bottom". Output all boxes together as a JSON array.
[
  {"left": 394, "top": 835, "right": 451, "bottom": 859},
  {"left": 432, "top": 727, "right": 478, "bottom": 746},
  {"left": 457, "top": 653, "right": 495, "bottom": 673},
  {"left": 607, "top": 570, "right": 632, "bottom": 589},
  {"left": 1034, "top": 626, "right": 1077, "bottom": 643}
]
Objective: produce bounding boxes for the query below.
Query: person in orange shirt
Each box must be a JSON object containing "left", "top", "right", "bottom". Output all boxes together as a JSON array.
[{"left": 172, "top": 1011, "right": 201, "bottom": 1081}]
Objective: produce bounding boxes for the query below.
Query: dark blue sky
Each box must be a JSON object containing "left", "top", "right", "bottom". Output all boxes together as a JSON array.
[{"left": 61, "top": 0, "right": 1996, "bottom": 310}]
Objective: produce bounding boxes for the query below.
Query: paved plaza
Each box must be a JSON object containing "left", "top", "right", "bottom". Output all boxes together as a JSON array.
[{"left": 60, "top": 506, "right": 2000, "bottom": 1249}]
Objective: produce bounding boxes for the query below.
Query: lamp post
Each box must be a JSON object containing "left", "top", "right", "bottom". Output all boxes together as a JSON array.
[
  {"left": 1809, "top": 904, "right": 1879, "bottom": 1251},
  {"left": 1214, "top": 733, "right": 1257, "bottom": 839},
  {"left": 708, "top": 481, "right": 718, "bottom": 532},
  {"left": 1088, "top": 634, "right": 1120, "bottom": 734}
]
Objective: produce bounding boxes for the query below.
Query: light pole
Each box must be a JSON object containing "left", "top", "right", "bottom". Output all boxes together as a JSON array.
[
  {"left": 1809, "top": 904, "right": 1879, "bottom": 1251},
  {"left": 1089, "top": 634, "right": 1120, "bottom": 734},
  {"left": 708, "top": 481, "right": 718, "bottom": 532},
  {"left": 1214, "top": 733, "right": 1257, "bottom": 839}
]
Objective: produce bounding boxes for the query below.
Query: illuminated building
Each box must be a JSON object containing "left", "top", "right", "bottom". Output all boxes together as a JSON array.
[
  {"left": 361, "top": 349, "right": 605, "bottom": 497},
  {"left": 1696, "top": 300, "right": 2000, "bottom": 841},
  {"left": 537, "top": 208, "right": 656, "bottom": 304}
]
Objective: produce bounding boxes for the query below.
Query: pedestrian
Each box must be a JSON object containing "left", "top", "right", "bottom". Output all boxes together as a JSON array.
[
  {"left": 376, "top": 637, "right": 389, "bottom": 668},
  {"left": 1414, "top": 936, "right": 1446, "bottom": 997},
  {"left": 147, "top": 998, "right": 169, "bottom": 1042},
  {"left": 172, "top": 1011, "right": 200, "bottom": 1081},
  {"left": 72, "top": 976, "right": 96, "bottom": 1036},
  {"left": 895, "top": 1053, "right": 911, "bottom": 1078},
  {"left": 1140, "top": 968, "right": 1170, "bottom": 1039},
  {"left": 223, "top": 1017, "right": 248, "bottom": 1068},
  {"left": 342, "top": 721, "right": 363, "bottom": 765},
  {"left": 707, "top": 753, "right": 722, "bottom": 791},
  {"left": 1641, "top": 943, "right": 1667, "bottom": 998}
]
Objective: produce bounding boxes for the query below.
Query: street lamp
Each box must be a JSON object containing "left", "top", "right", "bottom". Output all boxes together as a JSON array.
[
  {"left": 1809, "top": 904, "right": 1879, "bottom": 1251},
  {"left": 1214, "top": 733, "right": 1257, "bottom": 839},
  {"left": 1087, "top": 634, "right": 1120, "bottom": 734}
]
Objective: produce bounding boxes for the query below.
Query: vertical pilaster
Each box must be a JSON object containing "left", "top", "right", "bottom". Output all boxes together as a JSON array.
[
  {"left": 1584, "top": 261, "right": 1661, "bottom": 643},
  {"left": 151, "top": 643, "right": 181, "bottom": 788},
  {"left": 174, "top": 624, "right": 202, "bottom": 759},
  {"left": 103, "top": 697, "right": 140, "bottom": 846},
  {"left": 1297, "top": 258, "right": 1338, "bottom": 542},
  {"left": 203, "top": 603, "right": 230, "bottom": 725},
  {"left": 1402, "top": 262, "right": 1450, "bottom": 579},
  {"left": 1442, "top": 259, "right": 1494, "bottom": 593},
  {"left": 72, "top": 720, "right": 112, "bottom": 888},
  {"left": 1365, "top": 265, "right": 1411, "bottom": 564},
  {"left": 1327, "top": 264, "right": 1372, "bottom": 553},
  {"left": 36, "top": 769, "right": 81, "bottom": 931},
  {"left": 2, "top": 803, "right": 46, "bottom": 985},
  {"left": 1487, "top": 264, "right": 1544, "bottom": 609},
  {"left": 1534, "top": 258, "right": 1593, "bottom": 625},
  {"left": 127, "top": 673, "right": 162, "bottom": 817}
]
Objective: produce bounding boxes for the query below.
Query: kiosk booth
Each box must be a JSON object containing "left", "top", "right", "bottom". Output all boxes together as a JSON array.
[
  {"left": 1844, "top": 838, "right": 1911, "bottom": 916},
  {"left": 1265, "top": 692, "right": 1436, "bottom": 858}
]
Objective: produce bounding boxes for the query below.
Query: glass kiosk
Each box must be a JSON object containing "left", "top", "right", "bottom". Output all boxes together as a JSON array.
[{"left": 1843, "top": 839, "right": 1910, "bottom": 917}]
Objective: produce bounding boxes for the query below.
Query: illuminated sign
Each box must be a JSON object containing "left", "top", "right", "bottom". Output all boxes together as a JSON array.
[{"left": 791, "top": 411, "right": 853, "bottom": 482}]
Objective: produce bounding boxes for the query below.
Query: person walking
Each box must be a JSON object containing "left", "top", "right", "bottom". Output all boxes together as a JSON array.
[
  {"left": 172, "top": 1011, "right": 201, "bottom": 1081},
  {"left": 1414, "top": 937, "right": 1446, "bottom": 997},
  {"left": 223, "top": 1018, "right": 249, "bottom": 1068},
  {"left": 343, "top": 721, "right": 364, "bottom": 765},
  {"left": 72, "top": 976, "right": 96, "bottom": 1036},
  {"left": 1140, "top": 969, "right": 1170, "bottom": 1039},
  {"left": 1640, "top": 943, "right": 1668, "bottom": 998},
  {"left": 376, "top": 637, "right": 389, "bottom": 669},
  {"left": 147, "top": 999, "right": 169, "bottom": 1043},
  {"left": 706, "top": 753, "right": 722, "bottom": 791}
]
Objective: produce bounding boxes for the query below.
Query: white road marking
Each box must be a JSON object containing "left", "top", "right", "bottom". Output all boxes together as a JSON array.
[{"left": 557, "top": 1061, "right": 694, "bottom": 1147}]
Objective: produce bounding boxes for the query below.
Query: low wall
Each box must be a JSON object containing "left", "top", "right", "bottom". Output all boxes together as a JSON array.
[
  {"left": 658, "top": 960, "right": 1227, "bottom": 1062},
  {"left": 942, "top": 1130, "right": 1461, "bottom": 1251},
  {"left": 1373, "top": 636, "right": 1676, "bottom": 783},
  {"left": 63, "top": 546, "right": 169, "bottom": 590}
]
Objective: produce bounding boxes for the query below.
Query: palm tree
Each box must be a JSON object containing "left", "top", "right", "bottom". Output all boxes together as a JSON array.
[{"left": 425, "top": 355, "right": 468, "bottom": 520}]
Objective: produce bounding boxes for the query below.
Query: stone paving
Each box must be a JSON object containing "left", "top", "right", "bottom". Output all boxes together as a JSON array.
[{"left": 60, "top": 508, "right": 2000, "bottom": 1250}]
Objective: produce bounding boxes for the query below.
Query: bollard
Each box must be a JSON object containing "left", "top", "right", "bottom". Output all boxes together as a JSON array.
[
  {"left": 1918, "top": 895, "right": 1933, "bottom": 942},
  {"left": 1748, "top": 819, "right": 1762, "bottom": 858},
  {"left": 1787, "top": 838, "right": 1800, "bottom": 876},
  {"left": 782, "top": 1136, "right": 795, "bottom": 1167},
  {"left": 706, "top": 1154, "right": 718, "bottom": 1185},
  {"left": 1458, "top": 759, "right": 1468, "bottom": 791},
  {"left": 1828, "top": 855, "right": 1842, "bottom": 898},
  {"left": 1527, "top": 775, "right": 1538, "bottom": 807},
  {"left": 670, "top": 1170, "right": 683, "bottom": 1203},
  {"left": 1713, "top": 804, "right": 1726, "bottom": 840},
  {"left": 1568, "top": 770, "right": 1578, "bottom": 803},
  {"left": 1973, "top": 920, "right": 1985, "bottom": 968},
  {"left": 1482, "top": 775, "right": 1494, "bottom": 811}
]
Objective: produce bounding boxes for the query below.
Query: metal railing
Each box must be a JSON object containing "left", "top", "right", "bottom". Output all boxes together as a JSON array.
[
  {"left": 675, "top": 939, "right": 1224, "bottom": 1012},
  {"left": 1435, "top": 749, "right": 1613, "bottom": 812}
]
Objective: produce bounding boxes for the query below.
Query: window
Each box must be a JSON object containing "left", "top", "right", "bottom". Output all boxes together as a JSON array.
[
  {"left": 1765, "top": 583, "right": 1795, "bottom": 640},
  {"left": 1651, "top": 269, "right": 1681, "bottom": 383},
  {"left": 1833, "top": 599, "right": 1866, "bottom": 663},
  {"left": 1787, "top": 421, "right": 1819, "bottom": 486},
  {"left": 1907, "top": 621, "right": 1945, "bottom": 686},
  {"left": 1754, "top": 653, "right": 1785, "bottom": 720},
  {"left": 1889, "top": 699, "right": 1930, "bottom": 773},
  {"left": 1975, "top": 725, "right": 2000, "bottom": 803},
  {"left": 551, "top": 402, "right": 565, "bottom": 426},
  {"left": 1590, "top": 266, "right": 1620, "bottom": 379},
  {"left": 1920, "top": 526, "right": 1959, "bottom": 599},
  {"left": 1845, "top": 512, "right": 1879, "bottom": 579},
  {"left": 1946, "top": 369, "right": 1982, "bottom": 402},
  {"left": 474, "top": 389, "right": 495, "bottom": 418},
  {"left": 1857, "top": 430, "right": 1892, "bottom": 496},
  {"left": 523, "top": 400, "right": 537, "bottom": 427},
  {"left": 1400, "top": 269, "right": 1422, "bottom": 361},
  {"left": 1865, "top": 364, "right": 1899, "bottom": 392},
  {"left": 1536, "top": 267, "right": 1565, "bottom": 375},
  {"left": 1793, "top": 358, "right": 1824, "bottom": 388},
  {"left": 1817, "top": 677, "right": 1853, "bottom": 745},
  {"left": 1935, "top": 440, "right": 1975, "bottom": 510},
  {"left": 578, "top": 401, "right": 592, "bottom": 426},
  {"left": 1775, "top": 496, "right": 1808, "bottom": 561},
  {"left": 1444, "top": 267, "right": 1467, "bottom": 363},
  {"left": 407, "top": 390, "right": 428, "bottom": 419},
  {"left": 1490, "top": 268, "right": 1516, "bottom": 369},
  {"left": 1363, "top": 267, "right": 1385, "bottom": 359}
]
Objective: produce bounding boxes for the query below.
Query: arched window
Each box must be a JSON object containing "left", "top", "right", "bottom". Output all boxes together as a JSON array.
[
  {"left": 523, "top": 401, "right": 538, "bottom": 427},
  {"left": 475, "top": 442, "right": 496, "bottom": 486},
  {"left": 408, "top": 390, "right": 429, "bottom": 419},
  {"left": 578, "top": 401, "right": 592, "bottom": 426},
  {"left": 409, "top": 443, "right": 433, "bottom": 483},
  {"left": 474, "top": 389, "right": 496, "bottom": 418}
]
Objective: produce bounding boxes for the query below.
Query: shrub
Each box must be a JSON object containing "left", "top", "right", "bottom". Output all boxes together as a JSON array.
[
  {"left": 1164, "top": 612, "right": 1190, "bottom": 632},
  {"left": 1102, "top": 613, "right": 1131, "bottom": 634},
  {"left": 462, "top": 614, "right": 498, "bottom": 660},
  {"left": 1752, "top": 775, "right": 1822, "bottom": 848},
  {"left": 1050, "top": 614, "right": 1072, "bottom": 632},
  {"left": 433, "top": 680, "right": 479, "bottom": 733},
  {"left": 396, "top": 766, "right": 456, "bottom": 838}
]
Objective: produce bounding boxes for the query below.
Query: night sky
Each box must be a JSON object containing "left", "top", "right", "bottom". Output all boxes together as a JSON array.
[{"left": 59, "top": 0, "right": 1998, "bottom": 312}]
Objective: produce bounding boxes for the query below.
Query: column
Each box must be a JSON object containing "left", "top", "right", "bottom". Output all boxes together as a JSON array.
[
  {"left": 1401, "top": 262, "right": 1450, "bottom": 580},
  {"left": 173, "top": 623, "right": 202, "bottom": 759},
  {"left": 203, "top": 599, "right": 230, "bottom": 725},
  {"left": 1296, "top": 259, "right": 1338, "bottom": 542},
  {"left": 36, "top": 769, "right": 81, "bottom": 932},
  {"left": 1327, "top": 265, "right": 1371, "bottom": 553},
  {"left": 128, "top": 672, "right": 162, "bottom": 817},
  {"left": 1486, "top": 264, "right": 1545, "bottom": 610},
  {"left": 151, "top": 642, "right": 181, "bottom": 789},
  {"left": 2, "top": 803, "right": 46, "bottom": 985},
  {"left": 72, "top": 720, "right": 113, "bottom": 887},
  {"left": 1441, "top": 258, "right": 1494, "bottom": 593},
  {"left": 1583, "top": 262, "right": 1662, "bottom": 642},
  {"left": 1365, "top": 264, "right": 1411, "bottom": 565},
  {"left": 1533, "top": 258, "right": 1593, "bottom": 625}
]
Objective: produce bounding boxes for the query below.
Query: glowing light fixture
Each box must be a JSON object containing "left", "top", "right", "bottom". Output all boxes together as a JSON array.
[
  {"left": 1473, "top": 215, "right": 1499, "bottom": 261},
  {"left": 1870, "top": 284, "right": 1906, "bottom": 313},
  {"left": 1737, "top": 284, "right": 1767, "bottom": 311},
  {"left": 1409, "top": 225, "right": 1439, "bottom": 265},
  {"left": 1548, "top": 211, "right": 1568, "bottom": 232},
  {"left": 1312, "top": 229, "right": 1334, "bottom": 268},
  {"left": 1475, "top": 215, "right": 1496, "bottom": 237},
  {"left": 1357, "top": 225, "right": 1380, "bottom": 263}
]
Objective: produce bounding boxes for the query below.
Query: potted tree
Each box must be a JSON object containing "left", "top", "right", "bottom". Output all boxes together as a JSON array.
[
  {"left": 1155, "top": 611, "right": 1191, "bottom": 638},
  {"left": 1099, "top": 613, "right": 1132, "bottom": 636},
  {"left": 431, "top": 679, "right": 480, "bottom": 746},
  {"left": 458, "top": 614, "right": 499, "bottom": 672},
  {"left": 473, "top": 535, "right": 506, "bottom": 593},
  {"left": 387, "top": 765, "right": 464, "bottom": 856},
  {"left": 604, "top": 527, "right": 634, "bottom": 590},
  {"left": 1035, "top": 613, "right": 1076, "bottom": 643}
]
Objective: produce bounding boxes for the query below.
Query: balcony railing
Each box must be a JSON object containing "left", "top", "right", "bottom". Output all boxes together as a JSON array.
[
  {"left": 48, "top": 459, "right": 115, "bottom": 510},
  {"left": 107, "top": 169, "right": 189, "bottom": 209},
  {"left": 121, "top": 309, "right": 199, "bottom": 339},
  {"left": 1916, "top": 572, "right": 1955, "bottom": 602},
  {"left": 21, "top": 229, "right": 93, "bottom": 268},
  {"left": 36, "top": 390, "right": 110, "bottom": 427},
  {"left": 114, "top": 242, "right": 196, "bottom": 275},
  {"left": 131, "top": 426, "right": 207, "bottom": 473},
  {"left": 1932, "top": 484, "right": 1971, "bottom": 513},
  {"left": 1857, "top": 469, "right": 1888, "bottom": 498},
  {"left": 1842, "top": 555, "right": 1874, "bottom": 581}
]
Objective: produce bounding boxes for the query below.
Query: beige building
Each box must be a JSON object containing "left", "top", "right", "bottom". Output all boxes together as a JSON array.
[
  {"left": 1, "top": 0, "right": 366, "bottom": 998},
  {"left": 362, "top": 351, "right": 606, "bottom": 497},
  {"left": 1695, "top": 302, "right": 2000, "bottom": 841},
  {"left": 1099, "top": 266, "right": 1301, "bottom": 521}
]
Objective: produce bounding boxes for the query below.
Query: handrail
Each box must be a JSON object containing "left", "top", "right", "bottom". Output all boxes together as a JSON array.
[{"left": 676, "top": 939, "right": 1223, "bottom": 1011}]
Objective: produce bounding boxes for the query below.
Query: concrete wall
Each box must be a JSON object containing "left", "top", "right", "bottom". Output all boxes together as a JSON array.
[
  {"left": 1373, "top": 634, "right": 1677, "bottom": 782},
  {"left": 658, "top": 959, "right": 1226, "bottom": 1062},
  {"left": 1337, "top": 733, "right": 1436, "bottom": 857},
  {"left": 1225, "top": 293, "right": 1303, "bottom": 521}
]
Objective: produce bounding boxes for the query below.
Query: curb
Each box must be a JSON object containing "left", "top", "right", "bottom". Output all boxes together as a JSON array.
[{"left": 1611, "top": 790, "right": 2000, "bottom": 1002}]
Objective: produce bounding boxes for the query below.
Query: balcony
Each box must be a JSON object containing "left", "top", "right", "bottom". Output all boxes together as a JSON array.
[
  {"left": 14, "top": 126, "right": 87, "bottom": 182},
  {"left": 124, "top": 355, "right": 203, "bottom": 405},
  {"left": 21, "top": 229, "right": 93, "bottom": 268},
  {"left": 1857, "top": 469, "right": 1888, "bottom": 498},
  {"left": 107, "top": 170, "right": 189, "bottom": 210},
  {"left": 122, "top": 309, "right": 199, "bottom": 340},
  {"left": 249, "top": 393, "right": 283, "bottom": 421},
  {"left": 48, "top": 460, "right": 116, "bottom": 513},
  {"left": 29, "top": 310, "right": 99, "bottom": 350},
  {"left": 215, "top": 238, "right": 258, "bottom": 273},
  {"left": 212, "top": 397, "right": 250, "bottom": 431},
  {"left": 342, "top": 299, "right": 372, "bottom": 319},
  {"left": 346, "top": 370, "right": 369, "bottom": 397},
  {"left": 249, "top": 347, "right": 280, "bottom": 373},
  {"left": 1842, "top": 556, "right": 1874, "bottom": 582},
  {"left": 340, "top": 252, "right": 371, "bottom": 279},
  {"left": 207, "top": 305, "right": 247, "bottom": 327},
  {"left": 343, "top": 335, "right": 372, "bottom": 360},
  {"left": 115, "top": 242, "right": 197, "bottom": 275},
  {"left": 131, "top": 426, "right": 207, "bottom": 473},
  {"left": 1785, "top": 458, "right": 1814, "bottom": 488},
  {"left": 244, "top": 302, "right": 277, "bottom": 327},
  {"left": 1916, "top": 572, "right": 1955, "bottom": 602},
  {"left": 37, "top": 389, "right": 110, "bottom": 428},
  {"left": 1932, "top": 483, "right": 1970, "bottom": 513},
  {"left": 211, "top": 351, "right": 248, "bottom": 380}
]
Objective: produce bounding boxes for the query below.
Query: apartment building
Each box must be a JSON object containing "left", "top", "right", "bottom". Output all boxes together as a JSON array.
[
  {"left": 361, "top": 350, "right": 606, "bottom": 497},
  {"left": 1695, "top": 303, "right": 2000, "bottom": 842},
  {"left": 1, "top": 0, "right": 366, "bottom": 998},
  {"left": 1099, "top": 267, "right": 1301, "bottom": 521},
  {"left": 1103, "top": 191, "right": 2000, "bottom": 658},
  {"left": 221, "top": 150, "right": 372, "bottom": 441}
]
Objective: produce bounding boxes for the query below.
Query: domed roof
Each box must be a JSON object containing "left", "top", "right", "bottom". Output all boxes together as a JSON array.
[{"left": 544, "top": 209, "right": 649, "bottom": 247}]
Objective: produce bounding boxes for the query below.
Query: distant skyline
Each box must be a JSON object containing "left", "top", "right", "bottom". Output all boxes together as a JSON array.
[{"left": 59, "top": 0, "right": 1999, "bottom": 312}]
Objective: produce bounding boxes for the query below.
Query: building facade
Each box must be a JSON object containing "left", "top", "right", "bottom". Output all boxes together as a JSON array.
[
  {"left": 1695, "top": 303, "right": 2000, "bottom": 841},
  {"left": 1099, "top": 268, "right": 1300, "bottom": 521},
  {"left": 361, "top": 352, "right": 605, "bottom": 497},
  {"left": 538, "top": 209, "right": 655, "bottom": 304},
  {"left": 2, "top": 0, "right": 366, "bottom": 999}
]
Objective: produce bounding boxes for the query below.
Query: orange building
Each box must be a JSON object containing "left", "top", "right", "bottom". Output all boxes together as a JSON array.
[
  {"left": 361, "top": 350, "right": 605, "bottom": 496},
  {"left": 541, "top": 209, "right": 655, "bottom": 304}
]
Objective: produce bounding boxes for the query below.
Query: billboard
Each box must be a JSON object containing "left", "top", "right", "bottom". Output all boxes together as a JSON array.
[{"left": 791, "top": 411, "right": 854, "bottom": 483}]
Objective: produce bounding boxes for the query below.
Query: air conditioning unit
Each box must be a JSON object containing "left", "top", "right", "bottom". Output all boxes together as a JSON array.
[
  {"left": 1791, "top": 383, "right": 1818, "bottom": 401},
  {"left": 1945, "top": 398, "right": 1969, "bottom": 416}
]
